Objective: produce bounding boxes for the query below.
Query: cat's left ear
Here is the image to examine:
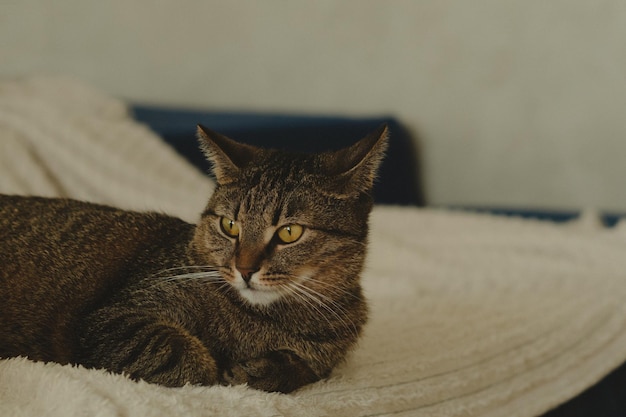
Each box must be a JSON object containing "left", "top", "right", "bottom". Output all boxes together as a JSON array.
[
  {"left": 323, "top": 124, "right": 389, "bottom": 197},
  {"left": 197, "top": 125, "right": 256, "bottom": 185}
]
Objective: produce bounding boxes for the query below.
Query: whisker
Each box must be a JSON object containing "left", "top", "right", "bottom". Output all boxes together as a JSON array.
[
  {"left": 159, "top": 271, "right": 222, "bottom": 280},
  {"left": 293, "top": 281, "right": 352, "bottom": 319},
  {"left": 147, "top": 267, "right": 225, "bottom": 289},
  {"left": 152, "top": 265, "right": 219, "bottom": 277},
  {"left": 274, "top": 270, "right": 363, "bottom": 306},
  {"left": 299, "top": 276, "right": 363, "bottom": 301},
  {"left": 288, "top": 281, "right": 360, "bottom": 340},
  {"left": 285, "top": 283, "right": 340, "bottom": 338}
]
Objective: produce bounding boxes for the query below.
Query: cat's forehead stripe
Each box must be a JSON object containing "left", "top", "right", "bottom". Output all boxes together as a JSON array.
[
  {"left": 271, "top": 202, "right": 282, "bottom": 226},
  {"left": 242, "top": 167, "right": 302, "bottom": 215}
]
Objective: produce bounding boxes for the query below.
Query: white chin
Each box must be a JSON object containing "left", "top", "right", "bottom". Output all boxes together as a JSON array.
[{"left": 238, "top": 288, "right": 282, "bottom": 306}]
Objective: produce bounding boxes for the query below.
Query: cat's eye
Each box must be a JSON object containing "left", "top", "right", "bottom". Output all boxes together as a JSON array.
[
  {"left": 276, "top": 224, "right": 304, "bottom": 244},
  {"left": 220, "top": 217, "right": 240, "bottom": 238}
]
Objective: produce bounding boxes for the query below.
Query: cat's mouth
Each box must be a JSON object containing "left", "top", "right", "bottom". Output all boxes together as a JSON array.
[
  {"left": 231, "top": 269, "right": 284, "bottom": 306},
  {"left": 237, "top": 286, "right": 281, "bottom": 306}
]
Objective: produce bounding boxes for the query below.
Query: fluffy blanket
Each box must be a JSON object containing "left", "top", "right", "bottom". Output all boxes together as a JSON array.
[
  {"left": 0, "top": 76, "right": 213, "bottom": 223},
  {"left": 1, "top": 77, "right": 626, "bottom": 417}
]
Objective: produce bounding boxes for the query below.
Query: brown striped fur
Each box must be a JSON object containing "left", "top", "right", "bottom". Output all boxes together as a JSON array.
[{"left": 0, "top": 125, "right": 388, "bottom": 393}]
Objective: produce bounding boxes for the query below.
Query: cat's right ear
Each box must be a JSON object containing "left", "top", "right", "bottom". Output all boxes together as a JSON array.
[{"left": 197, "top": 125, "right": 256, "bottom": 185}]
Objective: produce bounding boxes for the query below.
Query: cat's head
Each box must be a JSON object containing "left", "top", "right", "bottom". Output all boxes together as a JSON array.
[{"left": 191, "top": 125, "right": 388, "bottom": 308}]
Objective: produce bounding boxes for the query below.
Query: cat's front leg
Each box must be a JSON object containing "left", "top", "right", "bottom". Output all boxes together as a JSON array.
[
  {"left": 80, "top": 314, "right": 219, "bottom": 387},
  {"left": 128, "top": 324, "right": 219, "bottom": 387},
  {"left": 223, "top": 350, "right": 321, "bottom": 393}
]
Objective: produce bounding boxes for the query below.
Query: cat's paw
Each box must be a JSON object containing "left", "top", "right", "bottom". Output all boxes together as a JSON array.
[
  {"left": 222, "top": 351, "right": 320, "bottom": 393},
  {"left": 223, "top": 357, "right": 272, "bottom": 385}
]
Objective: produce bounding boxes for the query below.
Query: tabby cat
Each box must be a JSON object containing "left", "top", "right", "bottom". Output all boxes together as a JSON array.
[{"left": 0, "top": 124, "right": 387, "bottom": 393}]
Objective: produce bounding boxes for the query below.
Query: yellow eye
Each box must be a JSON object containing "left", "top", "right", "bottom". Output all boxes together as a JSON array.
[
  {"left": 276, "top": 224, "right": 304, "bottom": 244},
  {"left": 220, "top": 217, "right": 240, "bottom": 238}
]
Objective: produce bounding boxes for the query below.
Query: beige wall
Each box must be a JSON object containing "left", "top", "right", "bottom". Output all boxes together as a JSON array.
[{"left": 2, "top": 0, "right": 626, "bottom": 211}]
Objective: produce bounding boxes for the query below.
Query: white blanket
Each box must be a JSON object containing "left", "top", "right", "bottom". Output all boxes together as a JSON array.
[{"left": 1, "top": 77, "right": 626, "bottom": 417}]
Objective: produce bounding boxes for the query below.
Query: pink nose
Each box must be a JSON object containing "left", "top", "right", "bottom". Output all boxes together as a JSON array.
[{"left": 237, "top": 266, "right": 259, "bottom": 283}]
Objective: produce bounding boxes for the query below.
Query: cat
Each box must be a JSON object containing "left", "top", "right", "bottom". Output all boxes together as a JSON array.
[{"left": 0, "top": 124, "right": 388, "bottom": 393}]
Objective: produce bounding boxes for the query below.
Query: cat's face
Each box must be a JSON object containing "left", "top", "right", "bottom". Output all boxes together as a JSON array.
[{"left": 191, "top": 126, "right": 387, "bottom": 307}]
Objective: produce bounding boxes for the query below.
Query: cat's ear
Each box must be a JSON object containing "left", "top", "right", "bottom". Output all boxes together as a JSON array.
[
  {"left": 322, "top": 124, "right": 389, "bottom": 197},
  {"left": 197, "top": 125, "right": 256, "bottom": 185}
]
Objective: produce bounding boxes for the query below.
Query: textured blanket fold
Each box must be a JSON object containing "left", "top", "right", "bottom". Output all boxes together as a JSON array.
[
  {"left": 0, "top": 76, "right": 213, "bottom": 223},
  {"left": 1, "top": 77, "right": 626, "bottom": 417}
]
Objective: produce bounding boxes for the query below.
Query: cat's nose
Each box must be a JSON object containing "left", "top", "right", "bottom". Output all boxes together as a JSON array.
[{"left": 237, "top": 266, "right": 259, "bottom": 283}]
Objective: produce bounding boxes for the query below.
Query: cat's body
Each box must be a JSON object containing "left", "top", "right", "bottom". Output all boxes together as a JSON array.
[{"left": 0, "top": 125, "right": 387, "bottom": 392}]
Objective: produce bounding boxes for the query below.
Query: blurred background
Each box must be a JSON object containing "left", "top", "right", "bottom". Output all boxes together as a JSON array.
[{"left": 2, "top": 0, "right": 626, "bottom": 212}]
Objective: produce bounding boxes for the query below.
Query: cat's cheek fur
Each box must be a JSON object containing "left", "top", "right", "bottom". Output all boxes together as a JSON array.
[{"left": 191, "top": 221, "right": 234, "bottom": 268}]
